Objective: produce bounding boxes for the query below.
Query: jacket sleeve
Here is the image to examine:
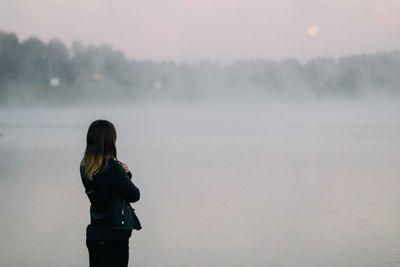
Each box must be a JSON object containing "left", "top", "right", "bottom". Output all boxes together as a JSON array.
[{"left": 109, "top": 161, "right": 140, "bottom": 203}]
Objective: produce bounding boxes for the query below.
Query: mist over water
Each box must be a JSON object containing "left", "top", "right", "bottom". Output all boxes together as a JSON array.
[
  {"left": 1, "top": 31, "right": 400, "bottom": 108},
  {"left": 2, "top": 0, "right": 400, "bottom": 265},
  {"left": 1, "top": 99, "right": 399, "bottom": 266}
]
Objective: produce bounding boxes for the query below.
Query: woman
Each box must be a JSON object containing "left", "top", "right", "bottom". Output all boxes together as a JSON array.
[{"left": 80, "top": 120, "right": 142, "bottom": 267}]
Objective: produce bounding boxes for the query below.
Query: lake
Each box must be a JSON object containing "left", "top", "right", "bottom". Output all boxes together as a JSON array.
[{"left": 0, "top": 100, "right": 399, "bottom": 266}]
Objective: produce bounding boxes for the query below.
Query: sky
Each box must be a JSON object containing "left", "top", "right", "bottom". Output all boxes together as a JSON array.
[{"left": 1, "top": 0, "right": 400, "bottom": 63}]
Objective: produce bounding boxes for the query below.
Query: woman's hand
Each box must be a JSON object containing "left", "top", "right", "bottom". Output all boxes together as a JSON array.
[{"left": 119, "top": 161, "right": 130, "bottom": 173}]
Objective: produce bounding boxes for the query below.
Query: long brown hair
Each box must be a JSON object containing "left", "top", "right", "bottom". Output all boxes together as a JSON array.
[{"left": 82, "top": 120, "right": 117, "bottom": 181}]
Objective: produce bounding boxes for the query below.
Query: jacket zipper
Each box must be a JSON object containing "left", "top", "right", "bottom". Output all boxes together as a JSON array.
[{"left": 121, "top": 200, "right": 125, "bottom": 225}]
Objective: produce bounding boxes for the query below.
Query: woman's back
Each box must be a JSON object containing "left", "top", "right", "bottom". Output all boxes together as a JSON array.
[
  {"left": 80, "top": 158, "right": 141, "bottom": 240},
  {"left": 80, "top": 158, "right": 138, "bottom": 212}
]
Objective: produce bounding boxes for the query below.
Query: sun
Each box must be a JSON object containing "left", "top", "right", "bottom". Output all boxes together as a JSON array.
[{"left": 307, "top": 25, "right": 319, "bottom": 37}]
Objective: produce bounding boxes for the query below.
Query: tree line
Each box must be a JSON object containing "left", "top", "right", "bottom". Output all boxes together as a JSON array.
[{"left": 0, "top": 31, "right": 399, "bottom": 106}]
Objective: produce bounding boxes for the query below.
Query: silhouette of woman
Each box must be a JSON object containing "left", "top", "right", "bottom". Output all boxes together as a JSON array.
[{"left": 80, "top": 120, "right": 141, "bottom": 267}]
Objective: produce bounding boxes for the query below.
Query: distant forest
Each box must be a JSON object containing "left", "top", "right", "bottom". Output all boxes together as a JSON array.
[{"left": 1, "top": 31, "right": 400, "bottom": 106}]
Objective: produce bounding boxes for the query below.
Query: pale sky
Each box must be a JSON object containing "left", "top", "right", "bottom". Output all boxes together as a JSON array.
[{"left": 1, "top": 0, "right": 400, "bottom": 63}]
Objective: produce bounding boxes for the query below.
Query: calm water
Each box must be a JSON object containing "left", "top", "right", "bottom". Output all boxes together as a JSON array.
[{"left": 0, "top": 101, "right": 399, "bottom": 267}]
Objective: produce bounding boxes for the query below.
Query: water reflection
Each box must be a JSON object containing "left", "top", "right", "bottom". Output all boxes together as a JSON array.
[{"left": 0, "top": 102, "right": 399, "bottom": 266}]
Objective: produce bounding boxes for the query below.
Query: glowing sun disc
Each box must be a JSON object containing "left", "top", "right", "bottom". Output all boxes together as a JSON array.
[{"left": 307, "top": 25, "right": 319, "bottom": 37}]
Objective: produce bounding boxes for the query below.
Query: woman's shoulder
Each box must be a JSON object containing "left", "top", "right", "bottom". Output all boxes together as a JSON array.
[
  {"left": 80, "top": 158, "right": 118, "bottom": 180},
  {"left": 79, "top": 159, "right": 85, "bottom": 176},
  {"left": 103, "top": 158, "right": 124, "bottom": 173},
  {"left": 105, "top": 158, "right": 119, "bottom": 167}
]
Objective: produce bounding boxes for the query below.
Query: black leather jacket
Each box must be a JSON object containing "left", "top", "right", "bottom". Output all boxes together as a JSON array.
[{"left": 80, "top": 158, "right": 142, "bottom": 232}]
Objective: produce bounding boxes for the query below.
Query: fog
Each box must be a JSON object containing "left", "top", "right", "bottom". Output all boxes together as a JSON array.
[
  {"left": 1, "top": 1, "right": 400, "bottom": 266},
  {"left": 1, "top": 32, "right": 400, "bottom": 107},
  {"left": 1, "top": 101, "right": 400, "bottom": 266}
]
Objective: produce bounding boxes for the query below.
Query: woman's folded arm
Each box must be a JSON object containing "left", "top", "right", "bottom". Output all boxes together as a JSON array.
[{"left": 110, "top": 162, "right": 140, "bottom": 203}]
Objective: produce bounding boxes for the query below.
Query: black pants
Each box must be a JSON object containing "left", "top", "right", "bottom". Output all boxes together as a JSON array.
[{"left": 86, "top": 238, "right": 129, "bottom": 267}]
